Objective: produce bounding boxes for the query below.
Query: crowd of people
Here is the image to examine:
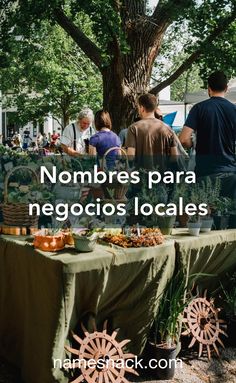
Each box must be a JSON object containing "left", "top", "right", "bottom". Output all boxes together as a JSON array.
[
  {"left": 59, "top": 71, "right": 236, "bottom": 199},
  {"left": 1, "top": 71, "right": 236, "bottom": 197},
  {"left": 1, "top": 129, "right": 61, "bottom": 152}
]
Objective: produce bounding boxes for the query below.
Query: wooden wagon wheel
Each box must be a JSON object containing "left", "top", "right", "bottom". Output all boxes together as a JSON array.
[
  {"left": 182, "top": 290, "right": 227, "bottom": 359},
  {"left": 65, "top": 320, "right": 139, "bottom": 383}
]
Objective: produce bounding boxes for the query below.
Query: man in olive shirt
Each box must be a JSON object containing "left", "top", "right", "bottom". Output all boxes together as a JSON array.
[{"left": 126, "top": 93, "right": 177, "bottom": 171}]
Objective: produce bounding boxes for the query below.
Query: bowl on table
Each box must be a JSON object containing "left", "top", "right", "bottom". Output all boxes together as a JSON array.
[
  {"left": 33, "top": 230, "right": 65, "bottom": 252},
  {"left": 72, "top": 233, "right": 97, "bottom": 252}
]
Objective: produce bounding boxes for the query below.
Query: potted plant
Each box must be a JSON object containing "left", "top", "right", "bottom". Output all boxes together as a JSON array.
[
  {"left": 186, "top": 180, "right": 216, "bottom": 235},
  {"left": 226, "top": 197, "right": 236, "bottom": 228},
  {"left": 198, "top": 177, "right": 221, "bottom": 231},
  {"left": 211, "top": 197, "right": 232, "bottom": 230},
  {"left": 180, "top": 177, "right": 219, "bottom": 233},
  {"left": 72, "top": 218, "right": 104, "bottom": 252},
  {"left": 187, "top": 215, "right": 201, "bottom": 236},
  {"left": 127, "top": 175, "right": 175, "bottom": 233},
  {"left": 170, "top": 182, "right": 188, "bottom": 228},
  {"left": 147, "top": 270, "right": 192, "bottom": 380},
  {"left": 200, "top": 216, "right": 214, "bottom": 232}
]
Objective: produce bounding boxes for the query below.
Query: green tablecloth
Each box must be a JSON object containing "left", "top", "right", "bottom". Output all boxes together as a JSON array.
[
  {"left": 173, "top": 229, "right": 236, "bottom": 290},
  {"left": 0, "top": 236, "right": 175, "bottom": 383}
]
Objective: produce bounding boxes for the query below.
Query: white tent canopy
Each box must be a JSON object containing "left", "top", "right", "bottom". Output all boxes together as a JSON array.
[{"left": 184, "top": 87, "right": 236, "bottom": 104}]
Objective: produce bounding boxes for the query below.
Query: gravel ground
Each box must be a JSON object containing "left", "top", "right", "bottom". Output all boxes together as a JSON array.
[{"left": 1, "top": 348, "right": 235, "bottom": 383}]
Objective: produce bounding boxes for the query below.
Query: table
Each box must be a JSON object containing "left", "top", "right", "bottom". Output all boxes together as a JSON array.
[
  {"left": 0, "top": 236, "right": 175, "bottom": 383},
  {"left": 172, "top": 229, "right": 236, "bottom": 291}
]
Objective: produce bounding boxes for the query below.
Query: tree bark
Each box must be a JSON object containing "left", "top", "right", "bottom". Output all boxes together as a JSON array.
[{"left": 102, "top": 40, "right": 161, "bottom": 132}]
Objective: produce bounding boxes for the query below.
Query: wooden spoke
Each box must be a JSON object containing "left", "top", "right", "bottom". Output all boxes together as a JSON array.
[
  {"left": 111, "top": 331, "right": 118, "bottom": 339},
  {"left": 82, "top": 352, "right": 95, "bottom": 359},
  {"left": 107, "top": 370, "right": 116, "bottom": 383},
  {"left": 72, "top": 332, "right": 83, "bottom": 345},
  {"left": 85, "top": 343, "right": 97, "bottom": 355},
  {"left": 218, "top": 328, "right": 228, "bottom": 337},
  {"left": 124, "top": 366, "right": 139, "bottom": 375},
  {"left": 101, "top": 337, "right": 106, "bottom": 351},
  {"left": 182, "top": 329, "right": 191, "bottom": 336},
  {"left": 108, "top": 347, "right": 119, "bottom": 357},
  {"left": 64, "top": 345, "right": 79, "bottom": 356},
  {"left": 119, "top": 339, "right": 131, "bottom": 348},
  {"left": 198, "top": 342, "right": 203, "bottom": 357},
  {"left": 217, "top": 337, "right": 225, "bottom": 348},
  {"left": 188, "top": 337, "right": 196, "bottom": 348},
  {"left": 81, "top": 323, "right": 90, "bottom": 337},
  {"left": 207, "top": 344, "right": 211, "bottom": 360},
  {"left": 95, "top": 336, "right": 101, "bottom": 350},
  {"left": 105, "top": 341, "right": 113, "bottom": 353},
  {"left": 103, "top": 371, "right": 110, "bottom": 383},
  {"left": 88, "top": 339, "right": 98, "bottom": 352},
  {"left": 213, "top": 342, "right": 220, "bottom": 357},
  {"left": 92, "top": 317, "right": 98, "bottom": 332},
  {"left": 98, "top": 371, "right": 104, "bottom": 383},
  {"left": 103, "top": 320, "right": 108, "bottom": 332}
]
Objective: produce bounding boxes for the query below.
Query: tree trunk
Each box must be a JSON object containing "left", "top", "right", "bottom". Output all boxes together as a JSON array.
[
  {"left": 62, "top": 111, "right": 70, "bottom": 129},
  {"left": 102, "top": 43, "right": 158, "bottom": 133},
  {"left": 61, "top": 94, "right": 71, "bottom": 129}
]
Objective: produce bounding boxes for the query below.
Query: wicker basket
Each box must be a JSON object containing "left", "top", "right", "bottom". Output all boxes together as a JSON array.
[
  {"left": 101, "top": 147, "right": 129, "bottom": 200},
  {"left": 2, "top": 165, "right": 39, "bottom": 227}
]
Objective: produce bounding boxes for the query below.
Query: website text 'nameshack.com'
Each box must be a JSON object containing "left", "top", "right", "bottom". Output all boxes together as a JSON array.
[{"left": 53, "top": 356, "right": 183, "bottom": 371}]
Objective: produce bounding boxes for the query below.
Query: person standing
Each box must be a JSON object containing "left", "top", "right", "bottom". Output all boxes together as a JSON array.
[
  {"left": 126, "top": 93, "right": 177, "bottom": 171},
  {"left": 179, "top": 71, "right": 236, "bottom": 197},
  {"left": 22, "top": 128, "right": 32, "bottom": 150},
  {"left": 61, "top": 108, "right": 95, "bottom": 156},
  {"left": 51, "top": 130, "right": 60, "bottom": 146},
  {"left": 42, "top": 133, "right": 49, "bottom": 148},
  {"left": 89, "top": 110, "right": 121, "bottom": 168},
  {"left": 36, "top": 133, "right": 43, "bottom": 148}
]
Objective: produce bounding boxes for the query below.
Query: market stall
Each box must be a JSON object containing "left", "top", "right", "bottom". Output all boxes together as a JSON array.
[
  {"left": 1, "top": 147, "right": 236, "bottom": 383},
  {"left": 0, "top": 235, "right": 175, "bottom": 383}
]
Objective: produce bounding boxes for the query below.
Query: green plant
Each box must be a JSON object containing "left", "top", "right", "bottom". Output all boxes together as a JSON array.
[
  {"left": 127, "top": 169, "right": 169, "bottom": 226},
  {"left": 220, "top": 273, "right": 236, "bottom": 317},
  {"left": 72, "top": 217, "right": 105, "bottom": 239},
  {"left": 169, "top": 182, "right": 187, "bottom": 205},
  {"left": 212, "top": 197, "right": 233, "bottom": 216},
  {"left": 153, "top": 270, "right": 193, "bottom": 348},
  {"left": 198, "top": 177, "right": 221, "bottom": 209},
  {"left": 188, "top": 215, "right": 201, "bottom": 223}
]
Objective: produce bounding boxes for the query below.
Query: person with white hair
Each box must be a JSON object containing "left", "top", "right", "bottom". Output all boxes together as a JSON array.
[{"left": 61, "top": 108, "right": 95, "bottom": 156}]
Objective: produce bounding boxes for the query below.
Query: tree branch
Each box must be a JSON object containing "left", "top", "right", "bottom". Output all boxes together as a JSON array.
[
  {"left": 53, "top": 8, "right": 102, "bottom": 69},
  {"left": 150, "top": 9, "right": 236, "bottom": 94},
  {"left": 150, "top": 0, "right": 192, "bottom": 37},
  {"left": 52, "top": 115, "right": 63, "bottom": 128}
]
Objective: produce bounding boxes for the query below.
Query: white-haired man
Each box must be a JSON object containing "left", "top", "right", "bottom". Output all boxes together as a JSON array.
[{"left": 61, "top": 108, "right": 95, "bottom": 156}]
